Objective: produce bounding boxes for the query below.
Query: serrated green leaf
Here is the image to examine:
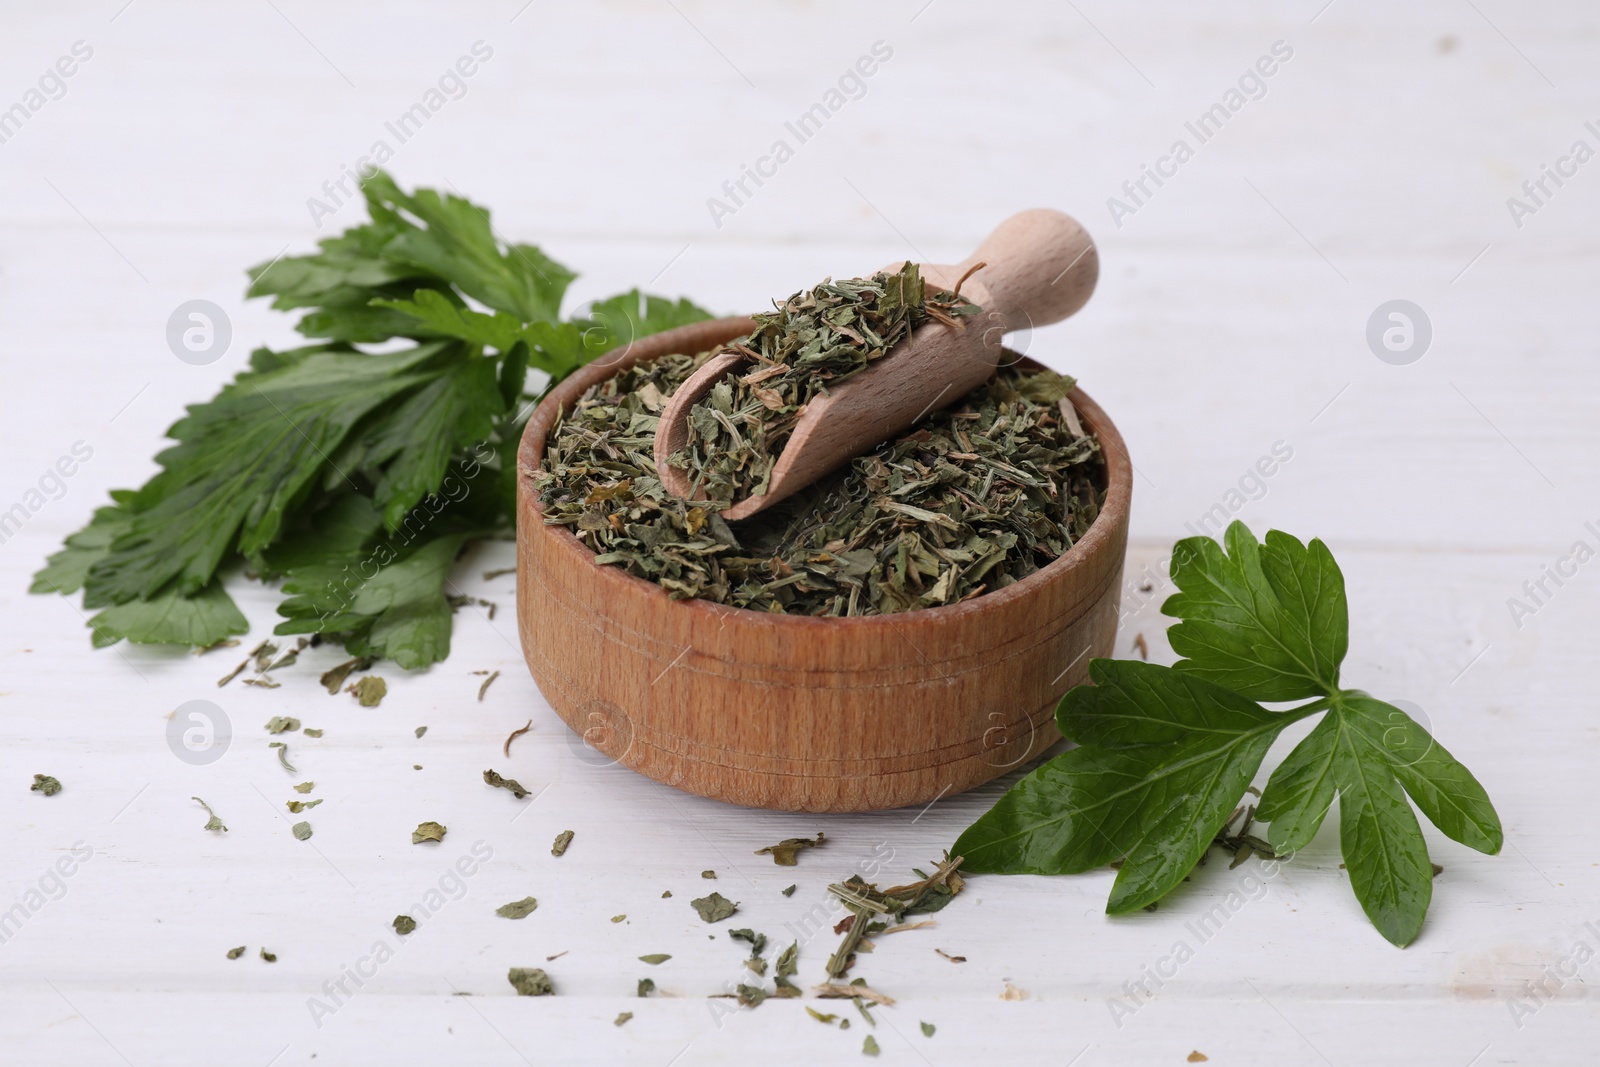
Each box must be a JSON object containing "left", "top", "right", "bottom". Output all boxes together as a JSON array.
[
  {"left": 276, "top": 532, "right": 470, "bottom": 670},
  {"left": 87, "top": 580, "right": 247, "bottom": 649},
  {"left": 293, "top": 289, "right": 452, "bottom": 343},
  {"left": 1333, "top": 720, "right": 1433, "bottom": 947},
  {"left": 360, "top": 355, "right": 503, "bottom": 528},
  {"left": 581, "top": 289, "right": 714, "bottom": 351},
  {"left": 1257, "top": 712, "right": 1340, "bottom": 854},
  {"left": 1163, "top": 522, "right": 1347, "bottom": 701},
  {"left": 247, "top": 217, "right": 416, "bottom": 310},
  {"left": 372, "top": 288, "right": 528, "bottom": 351},
  {"left": 955, "top": 661, "right": 1309, "bottom": 908},
  {"left": 31, "top": 492, "right": 136, "bottom": 595},
  {"left": 82, "top": 344, "right": 449, "bottom": 606},
  {"left": 361, "top": 172, "right": 575, "bottom": 323},
  {"left": 254, "top": 494, "right": 385, "bottom": 580},
  {"left": 1339, "top": 694, "right": 1502, "bottom": 855}
]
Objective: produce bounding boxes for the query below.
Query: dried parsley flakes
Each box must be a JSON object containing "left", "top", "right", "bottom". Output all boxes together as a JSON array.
[
  {"left": 537, "top": 352, "right": 1102, "bottom": 616},
  {"left": 483, "top": 769, "right": 530, "bottom": 799},
  {"left": 411, "top": 821, "right": 447, "bottom": 844},
  {"left": 321, "top": 656, "right": 374, "bottom": 694},
  {"left": 268, "top": 741, "right": 295, "bottom": 773},
  {"left": 496, "top": 897, "right": 539, "bottom": 919},
  {"left": 193, "top": 796, "right": 227, "bottom": 833},
  {"left": 638, "top": 953, "right": 671, "bottom": 965},
  {"left": 393, "top": 915, "right": 417, "bottom": 935},
  {"left": 551, "top": 830, "right": 574, "bottom": 857},
  {"left": 690, "top": 892, "right": 738, "bottom": 923},
  {"left": 30, "top": 774, "right": 61, "bottom": 796},
  {"left": 756, "top": 832, "right": 825, "bottom": 866},
  {"left": 507, "top": 967, "right": 553, "bottom": 996},
  {"left": 292, "top": 821, "right": 313, "bottom": 841},
  {"left": 348, "top": 676, "right": 387, "bottom": 706}
]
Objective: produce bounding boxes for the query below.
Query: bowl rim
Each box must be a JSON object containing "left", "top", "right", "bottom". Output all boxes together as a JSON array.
[{"left": 517, "top": 315, "right": 1132, "bottom": 633}]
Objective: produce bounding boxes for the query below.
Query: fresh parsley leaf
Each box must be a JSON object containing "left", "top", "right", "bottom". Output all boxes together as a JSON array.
[
  {"left": 1326, "top": 710, "right": 1433, "bottom": 946},
  {"left": 1255, "top": 712, "right": 1340, "bottom": 854},
  {"left": 87, "top": 579, "right": 247, "bottom": 649},
  {"left": 82, "top": 345, "right": 446, "bottom": 605},
  {"left": 277, "top": 532, "right": 471, "bottom": 670},
  {"left": 958, "top": 522, "right": 1501, "bottom": 947},
  {"left": 1336, "top": 694, "right": 1502, "bottom": 854},
  {"left": 358, "top": 355, "right": 503, "bottom": 527},
  {"left": 954, "top": 660, "right": 1317, "bottom": 913},
  {"left": 37, "top": 170, "right": 711, "bottom": 668},
  {"left": 362, "top": 172, "right": 576, "bottom": 324},
  {"left": 30, "top": 493, "right": 135, "bottom": 595},
  {"left": 1164, "top": 525, "right": 1347, "bottom": 701}
]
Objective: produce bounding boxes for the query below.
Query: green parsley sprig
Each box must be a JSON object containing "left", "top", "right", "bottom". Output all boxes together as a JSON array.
[
  {"left": 33, "top": 172, "right": 711, "bottom": 667},
  {"left": 954, "top": 521, "right": 1502, "bottom": 946}
]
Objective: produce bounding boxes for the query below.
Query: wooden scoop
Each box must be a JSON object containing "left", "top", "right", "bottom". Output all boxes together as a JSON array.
[{"left": 654, "top": 209, "right": 1098, "bottom": 520}]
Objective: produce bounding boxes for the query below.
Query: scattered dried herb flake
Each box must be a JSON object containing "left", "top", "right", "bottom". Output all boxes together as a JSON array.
[
  {"left": 551, "top": 830, "right": 574, "bottom": 856},
  {"left": 507, "top": 967, "right": 552, "bottom": 996},
  {"left": 691, "top": 892, "right": 738, "bottom": 923},
  {"left": 412, "top": 821, "right": 447, "bottom": 844},
  {"left": 321, "top": 656, "right": 374, "bottom": 694},
  {"left": 31, "top": 774, "right": 61, "bottom": 796},
  {"left": 268, "top": 741, "right": 296, "bottom": 773},
  {"left": 393, "top": 915, "right": 417, "bottom": 935},
  {"left": 193, "top": 796, "right": 227, "bottom": 832},
  {"left": 226, "top": 945, "right": 246, "bottom": 959},
  {"left": 348, "top": 676, "right": 387, "bottom": 706},
  {"left": 496, "top": 897, "right": 539, "bottom": 919},
  {"left": 755, "top": 832, "right": 825, "bottom": 866},
  {"left": 483, "top": 768, "right": 530, "bottom": 799}
]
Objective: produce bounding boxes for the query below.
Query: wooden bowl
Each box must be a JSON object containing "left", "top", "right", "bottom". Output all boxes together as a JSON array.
[{"left": 516, "top": 317, "right": 1131, "bottom": 813}]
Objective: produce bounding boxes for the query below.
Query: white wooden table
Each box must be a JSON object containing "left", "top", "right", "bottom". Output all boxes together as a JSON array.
[{"left": 2, "top": 2, "right": 1596, "bottom": 1063}]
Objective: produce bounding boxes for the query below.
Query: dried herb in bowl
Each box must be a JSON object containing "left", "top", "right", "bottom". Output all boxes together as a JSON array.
[{"left": 535, "top": 347, "right": 1104, "bottom": 617}]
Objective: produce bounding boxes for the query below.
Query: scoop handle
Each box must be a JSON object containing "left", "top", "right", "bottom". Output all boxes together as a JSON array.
[{"left": 933, "top": 209, "right": 1098, "bottom": 336}]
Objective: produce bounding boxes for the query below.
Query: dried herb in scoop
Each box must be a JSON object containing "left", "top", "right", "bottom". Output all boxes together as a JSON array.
[
  {"left": 669, "top": 263, "right": 978, "bottom": 504},
  {"left": 537, "top": 353, "right": 1103, "bottom": 616}
]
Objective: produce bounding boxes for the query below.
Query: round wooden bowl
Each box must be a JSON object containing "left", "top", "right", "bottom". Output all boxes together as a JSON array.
[{"left": 516, "top": 317, "right": 1131, "bottom": 813}]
